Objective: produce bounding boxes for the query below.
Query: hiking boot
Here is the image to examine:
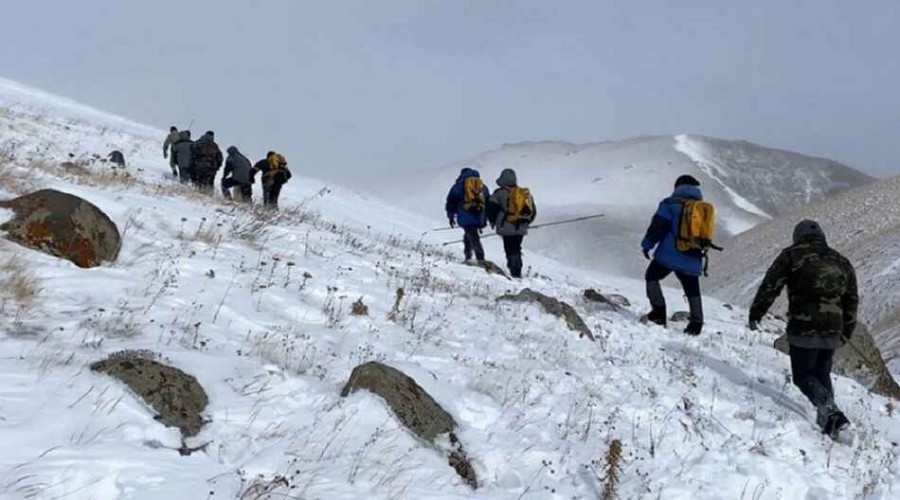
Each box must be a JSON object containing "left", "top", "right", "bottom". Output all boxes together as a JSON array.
[
  {"left": 646, "top": 306, "right": 667, "bottom": 327},
  {"left": 822, "top": 410, "right": 850, "bottom": 438},
  {"left": 684, "top": 321, "right": 703, "bottom": 336}
]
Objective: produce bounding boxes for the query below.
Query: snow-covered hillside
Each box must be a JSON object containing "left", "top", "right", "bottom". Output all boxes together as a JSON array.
[
  {"left": 369, "top": 136, "right": 872, "bottom": 278},
  {"left": 707, "top": 176, "right": 900, "bottom": 377},
  {"left": 1, "top": 79, "right": 899, "bottom": 499}
]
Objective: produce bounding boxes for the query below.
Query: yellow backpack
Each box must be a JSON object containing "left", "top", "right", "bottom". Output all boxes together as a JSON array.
[
  {"left": 505, "top": 187, "right": 535, "bottom": 223},
  {"left": 461, "top": 177, "right": 486, "bottom": 212},
  {"left": 676, "top": 199, "right": 717, "bottom": 252}
]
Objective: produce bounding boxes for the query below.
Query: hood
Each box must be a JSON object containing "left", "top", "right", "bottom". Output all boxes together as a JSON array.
[
  {"left": 496, "top": 168, "right": 518, "bottom": 188},
  {"left": 197, "top": 132, "right": 214, "bottom": 143},
  {"left": 178, "top": 130, "right": 191, "bottom": 141},
  {"left": 227, "top": 146, "right": 239, "bottom": 155},
  {"left": 456, "top": 167, "right": 480, "bottom": 183},
  {"left": 793, "top": 219, "right": 827, "bottom": 245},
  {"left": 672, "top": 184, "right": 702, "bottom": 200}
]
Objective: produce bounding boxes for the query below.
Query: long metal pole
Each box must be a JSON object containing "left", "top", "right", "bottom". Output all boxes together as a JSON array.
[{"left": 440, "top": 213, "right": 605, "bottom": 246}]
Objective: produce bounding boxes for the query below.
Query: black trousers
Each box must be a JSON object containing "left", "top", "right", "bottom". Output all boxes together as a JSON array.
[
  {"left": 263, "top": 181, "right": 284, "bottom": 208},
  {"left": 789, "top": 345, "right": 835, "bottom": 408},
  {"left": 195, "top": 171, "right": 216, "bottom": 194},
  {"left": 221, "top": 178, "right": 252, "bottom": 202},
  {"left": 645, "top": 260, "right": 700, "bottom": 297},
  {"left": 502, "top": 235, "right": 524, "bottom": 278},
  {"left": 463, "top": 227, "right": 485, "bottom": 261}
]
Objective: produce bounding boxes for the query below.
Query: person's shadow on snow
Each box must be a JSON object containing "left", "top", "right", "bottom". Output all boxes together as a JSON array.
[{"left": 665, "top": 343, "right": 809, "bottom": 419}]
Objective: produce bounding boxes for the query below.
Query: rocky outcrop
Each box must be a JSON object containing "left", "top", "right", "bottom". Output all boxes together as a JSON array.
[
  {"left": 774, "top": 324, "right": 900, "bottom": 400},
  {"left": 91, "top": 351, "right": 209, "bottom": 438},
  {"left": 341, "top": 361, "right": 478, "bottom": 488},
  {"left": 498, "top": 288, "right": 594, "bottom": 341},
  {"left": 0, "top": 189, "right": 121, "bottom": 268},
  {"left": 583, "top": 289, "right": 631, "bottom": 311}
]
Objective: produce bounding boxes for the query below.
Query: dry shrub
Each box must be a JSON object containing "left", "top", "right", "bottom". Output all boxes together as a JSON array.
[
  {"left": 601, "top": 439, "right": 623, "bottom": 500},
  {"left": 351, "top": 297, "right": 369, "bottom": 316}
]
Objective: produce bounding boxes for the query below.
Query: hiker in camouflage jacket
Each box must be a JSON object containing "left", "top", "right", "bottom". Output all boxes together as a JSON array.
[{"left": 748, "top": 220, "right": 858, "bottom": 437}]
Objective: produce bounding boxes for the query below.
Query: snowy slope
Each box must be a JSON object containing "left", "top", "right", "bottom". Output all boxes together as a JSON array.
[
  {"left": 1, "top": 79, "right": 899, "bottom": 499},
  {"left": 707, "top": 176, "right": 900, "bottom": 377},
  {"left": 367, "top": 136, "right": 872, "bottom": 278}
]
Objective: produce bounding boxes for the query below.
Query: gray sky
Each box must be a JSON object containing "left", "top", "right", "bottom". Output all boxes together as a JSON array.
[{"left": 2, "top": 1, "right": 898, "bottom": 178}]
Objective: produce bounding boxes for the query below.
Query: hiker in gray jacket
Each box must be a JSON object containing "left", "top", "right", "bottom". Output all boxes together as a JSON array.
[
  {"left": 163, "top": 126, "right": 180, "bottom": 175},
  {"left": 221, "top": 146, "right": 255, "bottom": 202},
  {"left": 171, "top": 130, "right": 194, "bottom": 184},
  {"left": 486, "top": 168, "right": 536, "bottom": 278}
]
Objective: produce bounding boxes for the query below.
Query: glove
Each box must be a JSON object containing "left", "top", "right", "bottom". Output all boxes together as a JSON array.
[
  {"left": 642, "top": 248, "right": 651, "bottom": 260},
  {"left": 449, "top": 218, "right": 457, "bottom": 229},
  {"left": 748, "top": 319, "right": 760, "bottom": 331}
]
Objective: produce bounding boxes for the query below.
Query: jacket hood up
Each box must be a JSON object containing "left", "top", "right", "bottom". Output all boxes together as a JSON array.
[{"left": 496, "top": 168, "right": 518, "bottom": 188}]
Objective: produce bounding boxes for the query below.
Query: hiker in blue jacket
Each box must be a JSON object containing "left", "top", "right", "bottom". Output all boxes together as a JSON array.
[
  {"left": 445, "top": 168, "right": 491, "bottom": 262},
  {"left": 641, "top": 175, "right": 705, "bottom": 336}
]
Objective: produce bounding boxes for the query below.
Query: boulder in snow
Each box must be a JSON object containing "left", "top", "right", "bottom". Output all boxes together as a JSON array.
[
  {"left": 583, "top": 289, "right": 631, "bottom": 310},
  {"left": 341, "top": 361, "right": 478, "bottom": 488},
  {"left": 0, "top": 189, "right": 121, "bottom": 268},
  {"left": 91, "top": 351, "right": 209, "bottom": 438},
  {"left": 465, "top": 259, "right": 509, "bottom": 279},
  {"left": 498, "top": 288, "right": 594, "bottom": 341}
]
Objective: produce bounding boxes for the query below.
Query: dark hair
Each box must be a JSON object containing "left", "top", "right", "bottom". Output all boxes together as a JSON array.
[
  {"left": 206, "top": 130, "right": 215, "bottom": 137},
  {"left": 170, "top": 126, "right": 178, "bottom": 132}
]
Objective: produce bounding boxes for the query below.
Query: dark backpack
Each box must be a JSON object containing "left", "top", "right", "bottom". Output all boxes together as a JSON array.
[{"left": 193, "top": 141, "right": 220, "bottom": 168}]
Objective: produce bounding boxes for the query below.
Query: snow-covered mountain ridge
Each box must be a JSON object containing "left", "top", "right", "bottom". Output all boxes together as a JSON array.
[
  {"left": 371, "top": 135, "right": 872, "bottom": 278},
  {"left": 0, "top": 78, "right": 898, "bottom": 499}
]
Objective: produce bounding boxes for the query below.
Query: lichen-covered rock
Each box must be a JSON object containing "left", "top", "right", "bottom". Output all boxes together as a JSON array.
[
  {"left": 341, "top": 361, "right": 478, "bottom": 488},
  {"left": 583, "top": 289, "right": 631, "bottom": 310},
  {"left": 774, "top": 324, "right": 900, "bottom": 400},
  {"left": 91, "top": 352, "right": 208, "bottom": 438},
  {"left": 0, "top": 189, "right": 120, "bottom": 268},
  {"left": 498, "top": 288, "right": 594, "bottom": 341}
]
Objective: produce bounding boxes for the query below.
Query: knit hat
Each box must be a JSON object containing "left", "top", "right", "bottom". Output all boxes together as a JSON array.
[
  {"left": 792, "top": 219, "right": 826, "bottom": 244},
  {"left": 675, "top": 175, "right": 701, "bottom": 188}
]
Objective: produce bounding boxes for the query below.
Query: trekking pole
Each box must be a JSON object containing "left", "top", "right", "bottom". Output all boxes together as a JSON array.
[
  {"left": 440, "top": 213, "right": 605, "bottom": 246},
  {"left": 187, "top": 119, "right": 195, "bottom": 132}
]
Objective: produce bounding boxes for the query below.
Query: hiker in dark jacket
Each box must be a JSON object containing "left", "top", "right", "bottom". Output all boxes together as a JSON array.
[
  {"left": 748, "top": 220, "right": 858, "bottom": 438},
  {"left": 485, "top": 168, "right": 535, "bottom": 278},
  {"left": 171, "top": 130, "right": 194, "bottom": 184},
  {"left": 252, "top": 151, "right": 292, "bottom": 209},
  {"left": 446, "top": 167, "right": 490, "bottom": 262},
  {"left": 221, "top": 146, "right": 254, "bottom": 202},
  {"left": 640, "top": 175, "right": 705, "bottom": 336},
  {"left": 163, "top": 126, "right": 180, "bottom": 176},
  {"left": 191, "top": 131, "right": 224, "bottom": 193}
]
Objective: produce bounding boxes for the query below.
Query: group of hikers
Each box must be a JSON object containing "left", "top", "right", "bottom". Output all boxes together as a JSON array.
[
  {"left": 446, "top": 170, "right": 857, "bottom": 438},
  {"left": 163, "top": 126, "right": 293, "bottom": 208},
  {"left": 445, "top": 167, "right": 536, "bottom": 278}
]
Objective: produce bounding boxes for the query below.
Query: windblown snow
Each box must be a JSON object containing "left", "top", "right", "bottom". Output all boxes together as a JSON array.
[{"left": 0, "top": 79, "right": 897, "bottom": 499}]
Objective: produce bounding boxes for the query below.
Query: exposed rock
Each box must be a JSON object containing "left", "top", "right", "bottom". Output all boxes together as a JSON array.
[
  {"left": 91, "top": 351, "right": 209, "bottom": 438},
  {"left": 774, "top": 324, "right": 900, "bottom": 400},
  {"left": 583, "top": 289, "right": 631, "bottom": 310},
  {"left": 341, "top": 362, "right": 478, "bottom": 488},
  {"left": 498, "top": 288, "right": 594, "bottom": 341},
  {"left": 108, "top": 150, "right": 126, "bottom": 167},
  {"left": 0, "top": 189, "right": 121, "bottom": 268},
  {"left": 465, "top": 259, "right": 509, "bottom": 279},
  {"left": 670, "top": 311, "right": 691, "bottom": 322}
]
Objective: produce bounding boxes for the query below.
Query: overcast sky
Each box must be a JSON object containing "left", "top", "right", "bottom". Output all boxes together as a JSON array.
[{"left": 1, "top": 1, "right": 898, "bottom": 178}]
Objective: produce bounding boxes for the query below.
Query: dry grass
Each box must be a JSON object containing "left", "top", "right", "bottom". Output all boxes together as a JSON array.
[{"left": 0, "top": 255, "right": 41, "bottom": 314}]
